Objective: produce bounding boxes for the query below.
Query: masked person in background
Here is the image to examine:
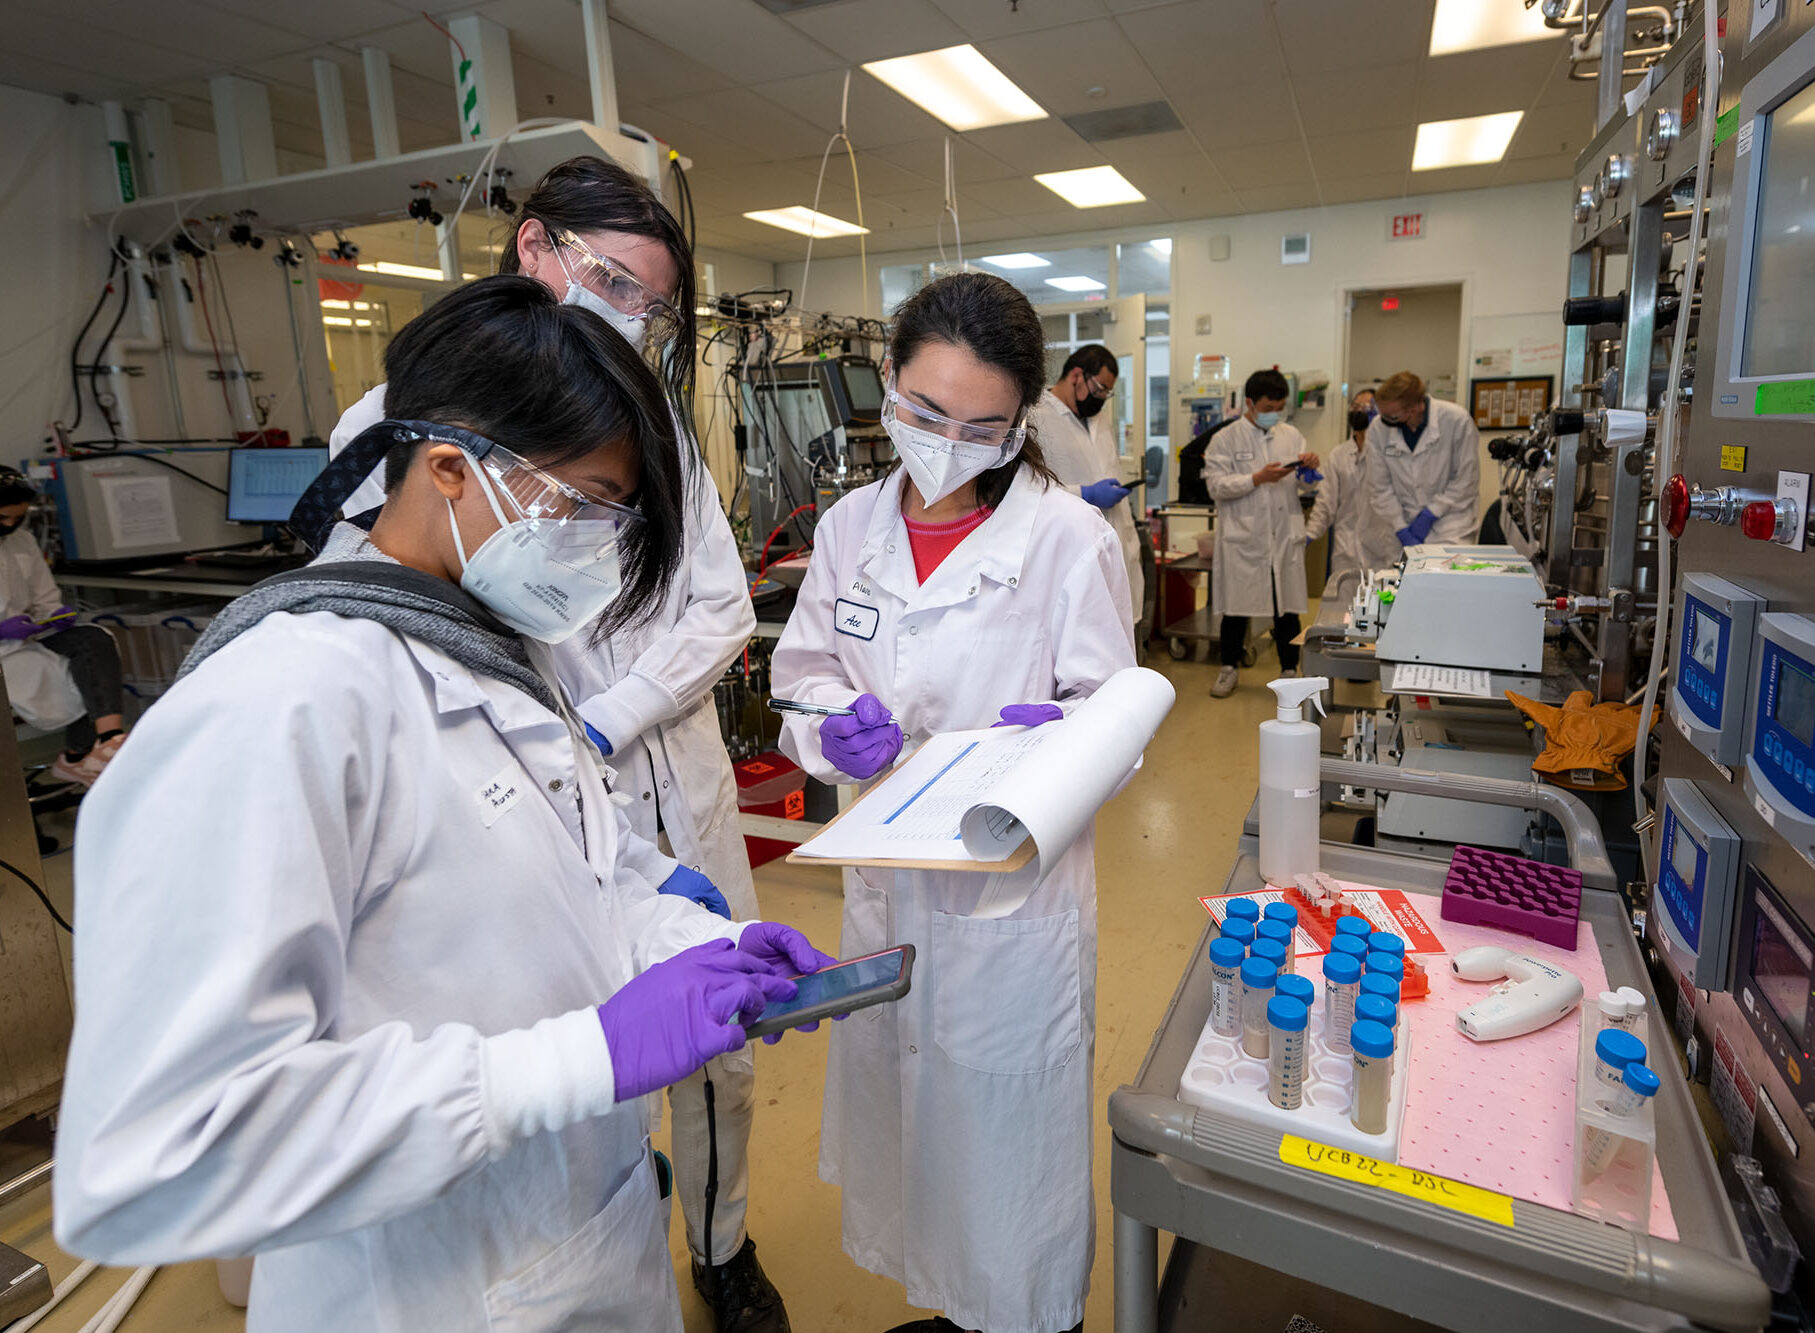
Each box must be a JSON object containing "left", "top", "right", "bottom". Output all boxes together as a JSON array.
[
  {"left": 1305, "top": 397, "right": 1402, "bottom": 610},
  {"left": 770, "top": 272, "right": 1134, "bottom": 1333},
  {"left": 55, "top": 276, "right": 835, "bottom": 1332},
  {"left": 328, "top": 156, "right": 786, "bottom": 1332},
  {"left": 1203, "top": 368, "right": 1319, "bottom": 698},
  {"left": 1361, "top": 370, "right": 1481, "bottom": 550},
  {"left": 0, "top": 468, "right": 128, "bottom": 785}
]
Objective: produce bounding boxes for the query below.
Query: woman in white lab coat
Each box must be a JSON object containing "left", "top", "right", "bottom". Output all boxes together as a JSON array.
[
  {"left": 328, "top": 158, "right": 780, "bottom": 1319},
  {"left": 54, "top": 276, "right": 830, "bottom": 1332},
  {"left": 1361, "top": 370, "right": 1482, "bottom": 548},
  {"left": 1305, "top": 401, "right": 1404, "bottom": 609},
  {"left": 771, "top": 272, "right": 1135, "bottom": 1333}
]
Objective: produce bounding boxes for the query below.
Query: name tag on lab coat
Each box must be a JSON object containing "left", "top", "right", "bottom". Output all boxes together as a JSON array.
[
  {"left": 477, "top": 764, "right": 525, "bottom": 827},
  {"left": 834, "top": 598, "right": 879, "bottom": 641},
  {"left": 1234, "top": 447, "right": 1254, "bottom": 462}
]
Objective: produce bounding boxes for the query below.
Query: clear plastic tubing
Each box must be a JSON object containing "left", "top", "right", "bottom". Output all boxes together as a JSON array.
[
  {"left": 1208, "top": 937, "right": 1246, "bottom": 1038},
  {"left": 1263, "top": 901, "right": 1299, "bottom": 929},
  {"left": 1268, "top": 997, "right": 1310, "bottom": 1109},
  {"left": 1225, "top": 897, "right": 1261, "bottom": 927},
  {"left": 1241, "top": 957, "right": 1279, "bottom": 1059},
  {"left": 1328, "top": 934, "right": 1370, "bottom": 966},
  {"left": 1367, "top": 931, "right": 1406, "bottom": 962},
  {"left": 1583, "top": 1062, "right": 1661, "bottom": 1174},
  {"left": 1358, "top": 971, "right": 1400, "bottom": 1022},
  {"left": 1364, "top": 951, "right": 1405, "bottom": 985},
  {"left": 1256, "top": 919, "right": 1295, "bottom": 972},
  {"left": 1350, "top": 1019, "right": 1395, "bottom": 1134},
  {"left": 1593, "top": 1029, "right": 1647, "bottom": 1092},
  {"left": 1322, "top": 951, "right": 1362, "bottom": 1053},
  {"left": 1275, "top": 972, "right": 1316, "bottom": 1015},
  {"left": 1251, "top": 936, "right": 1290, "bottom": 977},
  {"left": 1221, "top": 917, "right": 1257, "bottom": 951},
  {"left": 1333, "top": 916, "right": 1373, "bottom": 940}
]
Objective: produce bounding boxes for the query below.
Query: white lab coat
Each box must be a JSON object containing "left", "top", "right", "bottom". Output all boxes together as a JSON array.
[
  {"left": 55, "top": 607, "right": 750, "bottom": 1332},
  {"left": 0, "top": 527, "right": 81, "bottom": 728},
  {"left": 329, "top": 385, "right": 759, "bottom": 909},
  {"left": 770, "top": 467, "right": 1134, "bottom": 1333},
  {"left": 1203, "top": 417, "right": 1310, "bottom": 619},
  {"left": 1361, "top": 397, "right": 1481, "bottom": 546},
  {"left": 1027, "top": 388, "right": 1143, "bottom": 628},
  {"left": 1305, "top": 439, "right": 1403, "bottom": 606}
]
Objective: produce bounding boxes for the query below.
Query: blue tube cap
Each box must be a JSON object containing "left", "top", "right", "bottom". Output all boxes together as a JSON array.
[
  {"left": 1368, "top": 931, "right": 1407, "bottom": 958},
  {"left": 1595, "top": 1029, "right": 1647, "bottom": 1069},
  {"left": 1350, "top": 1019, "right": 1395, "bottom": 1058},
  {"left": 1355, "top": 993, "right": 1397, "bottom": 1029},
  {"left": 1263, "top": 902, "right": 1299, "bottom": 927},
  {"left": 1322, "top": 951, "right": 1362, "bottom": 985},
  {"left": 1359, "top": 972, "right": 1400, "bottom": 1002},
  {"left": 1330, "top": 935, "right": 1369, "bottom": 961},
  {"left": 1334, "top": 916, "right": 1373, "bottom": 938},
  {"left": 1257, "top": 918, "right": 1293, "bottom": 944},
  {"left": 1240, "top": 957, "right": 1278, "bottom": 989},
  {"left": 1622, "top": 1062, "right": 1661, "bottom": 1097},
  {"left": 1267, "top": 996, "right": 1309, "bottom": 1032},
  {"left": 1276, "top": 973, "right": 1316, "bottom": 1007},
  {"left": 1225, "top": 897, "right": 1261, "bottom": 923},
  {"left": 1208, "top": 937, "right": 1246, "bottom": 969},
  {"left": 1221, "top": 918, "right": 1257, "bottom": 947},
  {"left": 1364, "top": 951, "right": 1405, "bottom": 980},
  {"left": 1251, "top": 938, "right": 1289, "bottom": 969}
]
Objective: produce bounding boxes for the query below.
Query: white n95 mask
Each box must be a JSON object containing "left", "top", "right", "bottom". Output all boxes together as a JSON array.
[
  {"left": 447, "top": 461, "right": 626, "bottom": 644},
  {"left": 885, "top": 416, "right": 1008, "bottom": 507},
  {"left": 562, "top": 280, "right": 648, "bottom": 351}
]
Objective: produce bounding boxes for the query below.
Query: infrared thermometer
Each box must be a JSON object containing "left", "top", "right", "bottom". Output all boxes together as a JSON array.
[{"left": 1451, "top": 945, "right": 1583, "bottom": 1042}]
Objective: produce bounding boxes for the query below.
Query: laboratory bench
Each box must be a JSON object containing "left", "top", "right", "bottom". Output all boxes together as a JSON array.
[{"left": 1109, "top": 760, "right": 1770, "bottom": 1333}]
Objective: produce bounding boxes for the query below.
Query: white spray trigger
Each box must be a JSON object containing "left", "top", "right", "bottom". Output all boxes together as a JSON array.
[{"left": 1267, "top": 675, "right": 1330, "bottom": 723}]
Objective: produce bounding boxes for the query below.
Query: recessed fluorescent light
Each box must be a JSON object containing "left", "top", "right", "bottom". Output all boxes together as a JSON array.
[
  {"left": 1034, "top": 165, "right": 1145, "bottom": 209},
  {"left": 321, "top": 298, "right": 351, "bottom": 309},
  {"left": 980, "top": 252, "right": 1051, "bottom": 269},
  {"left": 322, "top": 315, "right": 354, "bottom": 326},
  {"left": 356, "top": 261, "right": 476, "bottom": 281},
  {"left": 1428, "top": 0, "right": 1556, "bottom": 55},
  {"left": 1045, "top": 275, "right": 1106, "bottom": 292},
  {"left": 742, "top": 206, "right": 869, "bottom": 238},
  {"left": 1412, "top": 111, "right": 1524, "bottom": 170},
  {"left": 862, "top": 44, "right": 1047, "bottom": 132},
  {"left": 1148, "top": 238, "right": 1173, "bottom": 256}
]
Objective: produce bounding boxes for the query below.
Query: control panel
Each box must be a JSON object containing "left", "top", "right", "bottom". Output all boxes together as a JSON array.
[
  {"left": 1652, "top": 778, "right": 1743, "bottom": 988},
  {"left": 1736, "top": 864, "right": 1815, "bottom": 1127},
  {"left": 1744, "top": 612, "right": 1815, "bottom": 863},
  {"left": 1670, "top": 573, "right": 1765, "bottom": 766}
]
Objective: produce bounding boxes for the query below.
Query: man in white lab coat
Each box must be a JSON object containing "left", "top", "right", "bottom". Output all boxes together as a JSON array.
[
  {"left": 1027, "top": 344, "right": 1145, "bottom": 634},
  {"left": 1204, "top": 368, "right": 1320, "bottom": 698},
  {"left": 1361, "top": 370, "right": 1481, "bottom": 549}
]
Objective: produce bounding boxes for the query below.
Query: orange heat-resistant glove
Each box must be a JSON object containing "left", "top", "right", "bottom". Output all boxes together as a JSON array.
[{"left": 1504, "top": 689, "right": 1643, "bottom": 790}]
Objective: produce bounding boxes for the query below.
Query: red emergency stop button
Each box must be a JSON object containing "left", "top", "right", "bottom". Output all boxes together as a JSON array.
[
  {"left": 1742, "top": 500, "right": 1784, "bottom": 542},
  {"left": 1661, "top": 474, "right": 1689, "bottom": 539}
]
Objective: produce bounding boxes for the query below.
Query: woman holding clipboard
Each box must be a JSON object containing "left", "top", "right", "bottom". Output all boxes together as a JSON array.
[{"left": 771, "top": 271, "right": 1135, "bottom": 1333}]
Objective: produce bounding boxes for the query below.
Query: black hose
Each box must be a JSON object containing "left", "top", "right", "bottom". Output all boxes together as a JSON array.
[
  {"left": 68, "top": 449, "right": 228, "bottom": 496},
  {"left": 702, "top": 1071, "right": 720, "bottom": 1268},
  {"left": 89, "top": 271, "right": 133, "bottom": 436},
  {"left": 68, "top": 251, "right": 122, "bottom": 434},
  {"left": 0, "top": 856, "right": 72, "bottom": 934}
]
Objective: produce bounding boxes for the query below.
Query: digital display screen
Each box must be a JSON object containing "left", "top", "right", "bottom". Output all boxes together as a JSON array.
[
  {"left": 227, "top": 447, "right": 329, "bottom": 524},
  {"left": 1753, "top": 907, "right": 1812, "bottom": 1047},
  {"left": 1670, "top": 822, "right": 1702, "bottom": 887},
  {"left": 845, "top": 362, "right": 883, "bottom": 414},
  {"left": 1690, "top": 607, "right": 1721, "bottom": 673},
  {"left": 1774, "top": 659, "right": 1815, "bottom": 749},
  {"left": 1743, "top": 78, "right": 1815, "bottom": 377},
  {"left": 753, "top": 949, "right": 904, "bottom": 1025}
]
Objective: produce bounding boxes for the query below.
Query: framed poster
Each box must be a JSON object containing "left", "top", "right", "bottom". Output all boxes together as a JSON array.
[{"left": 1469, "top": 375, "right": 1554, "bottom": 430}]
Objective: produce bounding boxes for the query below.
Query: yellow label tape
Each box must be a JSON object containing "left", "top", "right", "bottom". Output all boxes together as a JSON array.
[
  {"left": 1720, "top": 445, "right": 1747, "bottom": 472},
  {"left": 1278, "top": 1135, "right": 1515, "bottom": 1227}
]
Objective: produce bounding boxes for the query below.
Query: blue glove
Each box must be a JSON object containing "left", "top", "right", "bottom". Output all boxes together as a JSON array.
[
  {"left": 659, "top": 864, "right": 731, "bottom": 919},
  {"left": 0, "top": 615, "right": 38, "bottom": 642},
  {"left": 595, "top": 940, "right": 798, "bottom": 1100},
  {"left": 992, "top": 703, "right": 1064, "bottom": 728},
  {"left": 1395, "top": 506, "right": 1438, "bottom": 547},
  {"left": 1296, "top": 465, "right": 1323, "bottom": 483},
  {"left": 819, "top": 693, "right": 903, "bottom": 780},
  {"left": 736, "top": 921, "right": 839, "bottom": 1043},
  {"left": 583, "top": 722, "right": 613, "bottom": 756},
  {"left": 1082, "top": 478, "right": 1131, "bottom": 508}
]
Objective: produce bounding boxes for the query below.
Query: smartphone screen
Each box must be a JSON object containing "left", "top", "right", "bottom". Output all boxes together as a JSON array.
[{"left": 749, "top": 949, "right": 907, "bottom": 1028}]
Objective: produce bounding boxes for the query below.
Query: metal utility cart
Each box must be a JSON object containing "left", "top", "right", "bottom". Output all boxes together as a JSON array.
[{"left": 1109, "top": 761, "right": 1771, "bottom": 1332}]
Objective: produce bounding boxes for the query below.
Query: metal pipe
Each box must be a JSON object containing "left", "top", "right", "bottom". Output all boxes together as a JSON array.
[{"left": 1598, "top": 0, "right": 1629, "bottom": 128}]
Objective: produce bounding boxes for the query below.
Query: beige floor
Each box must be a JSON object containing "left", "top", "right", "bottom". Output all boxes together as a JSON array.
[{"left": 1, "top": 646, "right": 1285, "bottom": 1332}]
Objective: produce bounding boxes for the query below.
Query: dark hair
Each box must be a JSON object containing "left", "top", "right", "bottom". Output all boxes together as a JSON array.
[
  {"left": 1061, "top": 344, "right": 1118, "bottom": 382},
  {"left": 0, "top": 469, "right": 33, "bottom": 507},
  {"left": 382, "top": 275, "right": 684, "bottom": 637},
  {"left": 888, "top": 272, "right": 1057, "bottom": 510},
  {"left": 1245, "top": 368, "right": 1289, "bottom": 403},
  {"left": 500, "top": 155, "right": 698, "bottom": 433}
]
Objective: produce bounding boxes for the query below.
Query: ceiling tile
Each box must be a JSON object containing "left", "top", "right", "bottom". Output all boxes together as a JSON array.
[
  {"left": 870, "top": 137, "right": 1020, "bottom": 184},
  {"left": 1116, "top": 151, "right": 1230, "bottom": 203},
  {"left": 1318, "top": 172, "right": 1415, "bottom": 205},
  {"left": 648, "top": 86, "right": 831, "bottom": 159},
  {"left": 1166, "top": 79, "right": 1301, "bottom": 151},
  {"left": 1305, "top": 128, "right": 1414, "bottom": 178},
  {"left": 1271, "top": 0, "right": 1434, "bottom": 75},
  {"left": 783, "top": 0, "right": 968, "bottom": 63},
  {"left": 1404, "top": 162, "right": 1502, "bottom": 194},
  {"left": 780, "top": 152, "right": 941, "bottom": 197},
  {"left": 1504, "top": 102, "right": 1586, "bottom": 160},
  {"left": 605, "top": 24, "right": 740, "bottom": 104},
  {"left": 1117, "top": 0, "right": 1279, "bottom": 100},
  {"left": 750, "top": 68, "right": 950, "bottom": 147},
  {"left": 607, "top": 0, "right": 844, "bottom": 82},
  {"left": 1492, "top": 153, "right": 1578, "bottom": 186},
  {"left": 199, "top": 0, "right": 417, "bottom": 41},
  {"left": 1102, "top": 128, "right": 1199, "bottom": 161},
  {"left": 1232, "top": 182, "right": 1322, "bottom": 213},
  {"left": 1417, "top": 45, "right": 1562, "bottom": 122},
  {"left": 1212, "top": 139, "right": 1316, "bottom": 191},
  {"left": 1294, "top": 63, "right": 1420, "bottom": 137},
  {"left": 962, "top": 117, "right": 1099, "bottom": 173},
  {"left": 931, "top": 0, "right": 1107, "bottom": 41},
  {"left": 968, "top": 176, "right": 1079, "bottom": 214},
  {"left": 979, "top": 19, "right": 1164, "bottom": 119}
]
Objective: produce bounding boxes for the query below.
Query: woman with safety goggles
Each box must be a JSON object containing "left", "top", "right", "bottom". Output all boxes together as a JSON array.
[
  {"left": 769, "top": 271, "right": 1136, "bottom": 1333},
  {"left": 326, "top": 157, "right": 791, "bottom": 1330},
  {"left": 54, "top": 275, "right": 834, "bottom": 1332}
]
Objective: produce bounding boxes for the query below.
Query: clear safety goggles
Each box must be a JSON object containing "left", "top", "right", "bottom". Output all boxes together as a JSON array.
[
  {"left": 551, "top": 228, "right": 682, "bottom": 346},
  {"left": 881, "top": 380, "right": 1029, "bottom": 453},
  {"left": 407, "top": 422, "right": 645, "bottom": 531}
]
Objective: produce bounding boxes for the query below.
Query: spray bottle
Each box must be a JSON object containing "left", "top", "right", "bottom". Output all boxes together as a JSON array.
[{"left": 1259, "top": 676, "right": 1330, "bottom": 885}]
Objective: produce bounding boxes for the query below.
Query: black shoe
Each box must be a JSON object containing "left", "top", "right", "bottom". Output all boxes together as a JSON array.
[
  {"left": 693, "top": 1236, "right": 791, "bottom": 1333},
  {"left": 882, "top": 1322, "right": 962, "bottom": 1333}
]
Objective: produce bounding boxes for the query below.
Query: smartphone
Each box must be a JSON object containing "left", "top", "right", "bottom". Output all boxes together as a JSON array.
[{"left": 741, "top": 944, "right": 915, "bottom": 1040}]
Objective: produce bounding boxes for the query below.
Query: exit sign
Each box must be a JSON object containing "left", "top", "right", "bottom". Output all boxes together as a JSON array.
[{"left": 1390, "top": 212, "right": 1424, "bottom": 240}]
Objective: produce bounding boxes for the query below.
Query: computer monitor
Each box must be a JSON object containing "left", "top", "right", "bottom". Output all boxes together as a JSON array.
[
  {"left": 817, "top": 358, "right": 884, "bottom": 430},
  {"left": 226, "top": 447, "right": 329, "bottom": 525}
]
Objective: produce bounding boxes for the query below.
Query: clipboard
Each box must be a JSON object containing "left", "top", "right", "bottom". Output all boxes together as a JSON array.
[{"left": 783, "top": 774, "right": 1038, "bottom": 874}]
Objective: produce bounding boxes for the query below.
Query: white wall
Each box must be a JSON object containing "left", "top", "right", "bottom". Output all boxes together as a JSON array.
[{"left": 1347, "top": 284, "right": 1464, "bottom": 398}]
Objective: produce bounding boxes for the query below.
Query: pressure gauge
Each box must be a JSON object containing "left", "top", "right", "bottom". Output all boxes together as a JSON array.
[
  {"left": 1575, "top": 186, "right": 1595, "bottom": 222},
  {"left": 1653, "top": 778, "right": 1741, "bottom": 988},
  {"left": 1647, "top": 109, "right": 1678, "bottom": 161},
  {"left": 1603, "top": 153, "right": 1631, "bottom": 199},
  {"left": 1590, "top": 169, "right": 1607, "bottom": 208}
]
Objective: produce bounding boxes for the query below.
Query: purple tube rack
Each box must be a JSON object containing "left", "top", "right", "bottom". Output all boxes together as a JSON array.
[{"left": 1439, "top": 845, "right": 1582, "bottom": 951}]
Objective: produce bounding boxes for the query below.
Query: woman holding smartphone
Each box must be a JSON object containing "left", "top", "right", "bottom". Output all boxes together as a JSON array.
[{"left": 770, "top": 271, "right": 1135, "bottom": 1333}]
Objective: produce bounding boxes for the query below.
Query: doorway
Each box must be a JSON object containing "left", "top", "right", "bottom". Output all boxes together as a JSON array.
[{"left": 1342, "top": 283, "right": 1464, "bottom": 406}]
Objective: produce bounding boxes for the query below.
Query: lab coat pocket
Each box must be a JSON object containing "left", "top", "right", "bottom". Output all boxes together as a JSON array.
[
  {"left": 931, "top": 908, "right": 1082, "bottom": 1075},
  {"left": 483, "top": 1154, "right": 678, "bottom": 1332}
]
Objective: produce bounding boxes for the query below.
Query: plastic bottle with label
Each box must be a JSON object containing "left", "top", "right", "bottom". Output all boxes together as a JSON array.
[{"left": 1259, "top": 677, "right": 1331, "bottom": 885}]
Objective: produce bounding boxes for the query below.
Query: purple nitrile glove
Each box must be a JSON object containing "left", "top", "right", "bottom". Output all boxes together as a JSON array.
[
  {"left": 659, "top": 864, "right": 730, "bottom": 918},
  {"left": 819, "top": 693, "right": 903, "bottom": 780},
  {"left": 583, "top": 722, "right": 613, "bottom": 757},
  {"left": 1396, "top": 506, "right": 1438, "bottom": 547},
  {"left": 596, "top": 939, "right": 798, "bottom": 1101},
  {"left": 1081, "top": 478, "right": 1131, "bottom": 508},
  {"left": 992, "top": 703, "right": 1064, "bottom": 728},
  {"left": 1296, "top": 465, "right": 1323, "bottom": 483},
  {"left": 0, "top": 615, "right": 39, "bottom": 642},
  {"left": 736, "top": 921, "right": 840, "bottom": 1043}
]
